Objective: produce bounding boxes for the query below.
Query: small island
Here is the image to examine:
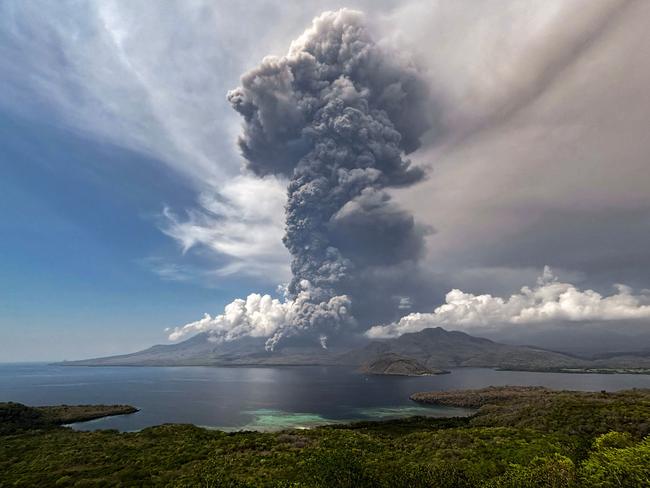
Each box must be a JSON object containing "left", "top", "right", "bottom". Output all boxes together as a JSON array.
[{"left": 360, "top": 353, "right": 449, "bottom": 376}]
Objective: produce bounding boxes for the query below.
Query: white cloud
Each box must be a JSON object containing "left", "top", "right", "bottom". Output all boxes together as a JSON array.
[
  {"left": 367, "top": 267, "right": 650, "bottom": 339},
  {"left": 160, "top": 175, "right": 290, "bottom": 281},
  {"left": 167, "top": 282, "right": 352, "bottom": 350},
  {"left": 397, "top": 296, "right": 413, "bottom": 310},
  {"left": 167, "top": 294, "right": 288, "bottom": 342}
]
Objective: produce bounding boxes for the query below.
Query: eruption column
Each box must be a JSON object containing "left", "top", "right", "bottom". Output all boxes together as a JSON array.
[{"left": 227, "top": 9, "right": 433, "bottom": 349}]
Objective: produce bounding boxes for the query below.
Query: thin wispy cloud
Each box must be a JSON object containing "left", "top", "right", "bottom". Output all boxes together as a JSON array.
[
  {"left": 0, "top": 0, "right": 245, "bottom": 186},
  {"left": 160, "top": 175, "right": 290, "bottom": 281}
]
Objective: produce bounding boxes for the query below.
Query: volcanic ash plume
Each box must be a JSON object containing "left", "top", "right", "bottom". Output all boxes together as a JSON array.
[{"left": 170, "top": 9, "right": 433, "bottom": 349}]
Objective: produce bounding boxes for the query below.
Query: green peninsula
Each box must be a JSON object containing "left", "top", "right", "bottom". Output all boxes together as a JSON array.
[{"left": 0, "top": 402, "right": 138, "bottom": 434}]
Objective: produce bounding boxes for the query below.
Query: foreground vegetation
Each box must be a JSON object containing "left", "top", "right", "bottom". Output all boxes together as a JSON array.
[{"left": 1, "top": 387, "right": 649, "bottom": 487}]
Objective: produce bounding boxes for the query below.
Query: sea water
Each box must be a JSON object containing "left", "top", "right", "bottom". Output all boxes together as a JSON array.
[{"left": 2, "top": 363, "right": 649, "bottom": 432}]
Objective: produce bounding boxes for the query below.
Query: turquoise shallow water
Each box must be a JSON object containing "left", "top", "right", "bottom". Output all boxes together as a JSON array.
[
  {"left": 2, "top": 363, "right": 649, "bottom": 432},
  {"left": 216, "top": 405, "right": 474, "bottom": 432},
  {"left": 216, "top": 410, "right": 344, "bottom": 432}
]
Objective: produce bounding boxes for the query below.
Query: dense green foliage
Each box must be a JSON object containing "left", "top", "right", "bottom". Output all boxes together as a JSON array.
[
  {"left": 0, "top": 402, "right": 138, "bottom": 435},
  {"left": 1, "top": 388, "right": 649, "bottom": 487}
]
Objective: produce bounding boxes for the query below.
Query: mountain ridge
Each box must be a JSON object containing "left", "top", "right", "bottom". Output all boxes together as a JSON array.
[{"left": 55, "top": 326, "right": 650, "bottom": 372}]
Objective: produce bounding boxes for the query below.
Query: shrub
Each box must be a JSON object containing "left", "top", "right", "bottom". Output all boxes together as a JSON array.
[
  {"left": 579, "top": 434, "right": 650, "bottom": 487},
  {"left": 487, "top": 454, "right": 576, "bottom": 488}
]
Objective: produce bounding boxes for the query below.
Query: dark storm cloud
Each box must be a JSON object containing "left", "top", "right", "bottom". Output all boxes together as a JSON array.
[
  {"left": 458, "top": 206, "right": 650, "bottom": 291},
  {"left": 448, "top": 0, "right": 638, "bottom": 144},
  {"left": 396, "top": 0, "right": 650, "bottom": 290},
  {"left": 226, "top": 9, "right": 435, "bottom": 347},
  {"left": 328, "top": 188, "right": 430, "bottom": 267}
]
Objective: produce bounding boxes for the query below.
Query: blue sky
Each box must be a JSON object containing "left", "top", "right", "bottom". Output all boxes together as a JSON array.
[
  {"left": 0, "top": 110, "right": 274, "bottom": 360},
  {"left": 2, "top": 0, "right": 650, "bottom": 360}
]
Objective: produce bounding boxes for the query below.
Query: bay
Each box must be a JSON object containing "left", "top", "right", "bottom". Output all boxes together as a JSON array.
[{"left": 2, "top": 363, "right": 650, "bottom": 432}]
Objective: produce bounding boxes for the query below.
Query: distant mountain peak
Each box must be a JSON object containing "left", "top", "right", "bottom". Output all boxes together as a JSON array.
[{"left": 57, "top": 326, "right": 650, "bottom": 372}]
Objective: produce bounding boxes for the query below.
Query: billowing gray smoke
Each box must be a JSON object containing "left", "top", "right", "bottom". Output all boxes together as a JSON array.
[{"left": 226, "top": 9, "right": 433, "bottom": 349}]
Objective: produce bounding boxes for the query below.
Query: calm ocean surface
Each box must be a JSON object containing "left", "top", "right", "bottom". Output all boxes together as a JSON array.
[{"left": 2, "top": 363, "right": 650, "bottom": 432}]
